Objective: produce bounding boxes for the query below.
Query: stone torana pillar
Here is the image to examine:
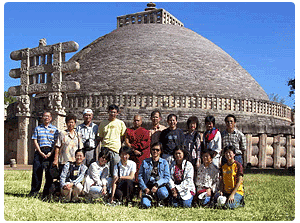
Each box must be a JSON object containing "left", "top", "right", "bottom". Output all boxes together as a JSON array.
[{"left": 8, "top": 39, "right": 80, "bottom": 164}]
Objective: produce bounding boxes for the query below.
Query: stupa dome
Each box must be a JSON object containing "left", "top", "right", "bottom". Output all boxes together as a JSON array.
[
  {"left": 67, "top": 22, "right": 268, "bottom": 101},
  {"left": 62, "top": 3, "right": 291, "bottom": 128}
]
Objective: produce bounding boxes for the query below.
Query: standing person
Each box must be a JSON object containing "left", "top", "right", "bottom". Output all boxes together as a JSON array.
[
  {"left": 29, "top": 111, "right": 59, "bottom": 198},
  {"left": 109, "top": 146, "right": 136, "bottom": 205},
  {"left": 53, "top": 114, "right": 83, "bottom": 173},
  {"left": 98, "top": 104, "right": 127, "bottom": 176},
  {"left": 184, "top": 116, "right": 201, "bottom": 168},
  {"left": 60, "top": 149, "right": 88, "bottom": 202},
  {"left": 125, "top": 114, "right": 150, "bottom": 182},
  {"left": 214, "top": 145, "right": 244, "bottom": 209},
  {"left": 169, "top": 147, "right": 195, "bottom": 208},
  {"left": 83, "top": 148, "right": 110, "bottom": 200},
  {"left": 76, "top": 109, "right": 98, "bottom": 167},
  {"left": 195, "top": 149, "right": 219, "bottom": 206},
  {"left": 149, "top": 110, "right": 166, "bottom": 145},
  {"left": 203, "top": 115, "right": 222, "bottom": 168},
  {"left": 138, "top": 142, "right": 170, "bottom": 208},
  {"left": 221, "top": 114, "right": 246, "bottom": 166},
  {"left": 159, "top": 114, "right": 185, "bottom": 165}
]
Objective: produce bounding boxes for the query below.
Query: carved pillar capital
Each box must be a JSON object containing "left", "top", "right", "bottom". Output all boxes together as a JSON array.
[
  {"left": 48, "top": 92, "right": 65, "bottom": 115},
  {"left": 16, "top": 95, "right": 31, "bottom": 117}
]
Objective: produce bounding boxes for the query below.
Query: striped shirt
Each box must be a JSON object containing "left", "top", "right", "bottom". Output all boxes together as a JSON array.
[
  {"left": 31, "top": 124, "right": 58, "bottom": 148},
  {"left": 221, "top": 129, "right": 246, "bottom": 155}
]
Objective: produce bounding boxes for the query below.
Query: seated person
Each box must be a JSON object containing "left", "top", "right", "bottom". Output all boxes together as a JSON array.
[
  {"left": 109, "top": 146, "right": 136, "bottom": 205},
  {"left": 169, "top": 146, "right": 195, "bottom": 208},
  {"left": 214, "top": 145, "right": 244, "bottom": 209},
  {"left": 60, "top": 149, "right": 88, "bottom": 202},
  {"left": 138, "top": 142, "right": 170, "bottom": 208},
  {"left": 195, "top": 149, "right": 219, "bottom": 206},
  {"left": 83, "top": 148, "right": 110, "bottom": 200}
]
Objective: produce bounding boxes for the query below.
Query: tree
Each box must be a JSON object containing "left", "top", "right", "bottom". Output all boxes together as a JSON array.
[
  {"left": 288, "top": 78, "right": 295, "bottom": 97},
  {"left": 4, "top": 91, "right": 17, "bottom": 105},
  {"left": 268, "top": 93, "right": 285, "bottom": 104},
  {"left": 288, "top": 78, "right": 295, "bottom": 111}
]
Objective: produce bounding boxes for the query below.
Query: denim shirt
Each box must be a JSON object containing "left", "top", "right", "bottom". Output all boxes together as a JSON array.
[
  {"left": 60, "top": 162, "right": 88, "bottom": 188},
  {"left": 138, "top": 157, "right": 170, "bottom": 191}
]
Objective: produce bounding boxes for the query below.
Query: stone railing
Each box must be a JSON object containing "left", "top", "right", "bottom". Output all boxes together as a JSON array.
[
  {"left": 245, "top": 134, "right": 295, "bottom": 169},
  {"left": 64, "top": 93, "right": 292, "bottom": 122},
  {"left": 117, "top": 8, "right": 184, "bottom": 28}
]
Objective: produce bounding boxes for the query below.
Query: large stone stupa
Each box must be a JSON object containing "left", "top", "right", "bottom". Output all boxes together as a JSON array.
[
  {"left": 63, "top": 2, "right": 291, "bottom": 130},
  {"left": 5, "top": 3, "right": 294, "bottom": 168}
]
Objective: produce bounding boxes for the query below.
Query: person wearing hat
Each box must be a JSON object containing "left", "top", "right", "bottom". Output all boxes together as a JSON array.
[{"left": 76, "top": 109, "right": 99, "bottom": 167}]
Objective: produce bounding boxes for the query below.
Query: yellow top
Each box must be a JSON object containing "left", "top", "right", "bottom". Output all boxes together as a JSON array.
[
  {"left": 98, "top": 119, "right": 126, "bottom": 153},
  {"left": 222, "top": 161, "right": 244, "bottom": 196}
]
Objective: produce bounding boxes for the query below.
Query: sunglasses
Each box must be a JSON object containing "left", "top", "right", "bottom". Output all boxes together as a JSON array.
[{"left": 151, "top": 149, "right": 160, "bottom": 152}]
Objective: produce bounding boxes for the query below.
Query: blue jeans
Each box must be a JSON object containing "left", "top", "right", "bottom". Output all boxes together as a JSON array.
[
  {"left": 88, "top": 186, "right": 104, "bottom": 199},
  {"left": 141, "top": 186, "right": 169, "bottom": 208},
  {"left": 214, "top": 192, "right": 244, "bottom": 209},
  {"left": 170, "top": 195, "right": 194, "bottom": 208}
]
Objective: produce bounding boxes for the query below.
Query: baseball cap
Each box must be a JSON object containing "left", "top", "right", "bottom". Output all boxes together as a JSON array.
[{"left": 83, "top": 109, "right": 93, "bottom": 115}]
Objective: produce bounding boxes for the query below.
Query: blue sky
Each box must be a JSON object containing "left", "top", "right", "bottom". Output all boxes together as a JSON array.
[{"left": 3, "top": 2, "right": 295, "bottom": 108}]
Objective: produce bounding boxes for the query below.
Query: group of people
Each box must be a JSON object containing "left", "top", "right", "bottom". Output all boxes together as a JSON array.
[{"left": 28, "top": 104, "right": 246, "bottom": 209}]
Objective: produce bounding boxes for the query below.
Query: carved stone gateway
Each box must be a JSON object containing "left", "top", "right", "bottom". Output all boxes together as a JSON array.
[{"left": 8, "top": 39, "right": 80, "bottom": 164}]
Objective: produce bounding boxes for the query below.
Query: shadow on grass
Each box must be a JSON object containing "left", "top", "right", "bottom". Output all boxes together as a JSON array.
[
  {"left": 244, "top": 166, "right": 295, "bottom": 176},
  {"left": 4, "top": 192, "right": 28, "bottom": 198}
]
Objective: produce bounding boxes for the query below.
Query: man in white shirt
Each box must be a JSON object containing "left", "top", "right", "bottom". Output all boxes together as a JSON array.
[{"left": 77, "top": 109, "right": 98, "bottom": 167}]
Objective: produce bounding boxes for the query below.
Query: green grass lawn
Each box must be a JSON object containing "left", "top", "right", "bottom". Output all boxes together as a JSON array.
[{"left": 4, "top": 170, "right": 295, "bottom": 221}]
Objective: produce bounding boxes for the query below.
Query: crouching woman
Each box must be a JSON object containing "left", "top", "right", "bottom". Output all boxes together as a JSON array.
[
  {"left": 60, "top": 149, "right": 88, "bottom": 202},
  {"left": 138, "top": 142, "right": 170, "bottom": 208},
  {"left": 169, "top": 146, "right": 195, "bottom": 208},
  {"left": 83, "top": 148, "right": 110, "bottom": 200}
]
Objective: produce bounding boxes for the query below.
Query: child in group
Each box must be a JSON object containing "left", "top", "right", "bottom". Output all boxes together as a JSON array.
[
  {"left": 83, "top": 148, "right": 110, "bottom": 200},
  {"left": 109, "top": 146, "right": 136, "bottom": 205},
  {"left": 195, "top": 149, "right": 219, "bottom": 206},
  {"left": 60, "top": 149, "right": 88, "bottom": 202},
  {"left": 214, "top": 145, "right": 244, "bottom": 209}
]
